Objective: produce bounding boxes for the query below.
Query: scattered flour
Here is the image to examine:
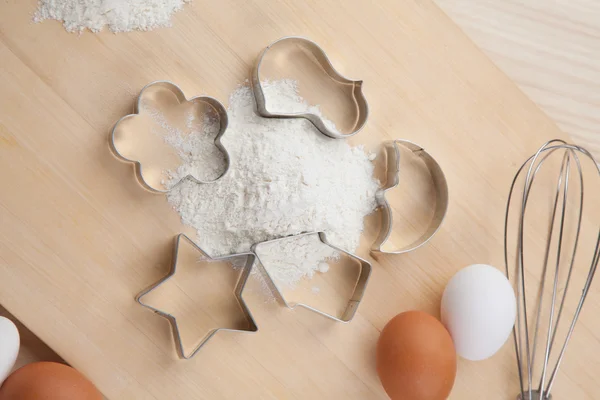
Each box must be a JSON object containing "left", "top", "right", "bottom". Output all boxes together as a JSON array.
[
  {"left": 34, "top": 0, "right": 193, "bottom": 33},
  {"left": 253, "top": 234, "right": 340, "bottom": 287},
  {"left": 166, "top": 80, "right": 379, "bottom": 286},
  {"left": 140, "top": 103, "right": 227, "bottom": 183}
]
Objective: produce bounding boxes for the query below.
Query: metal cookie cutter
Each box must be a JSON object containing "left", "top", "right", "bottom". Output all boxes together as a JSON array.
[
  {"left": 252, "top": 232, "right": 372, "bottom": 323},
  {"left": 252, "top": 36, "right": 368, "bottom": 140},
  {"left": 136, "top": 234, "right": 258, "bottom": 359},
  {"left": 372, "top": 140, "right": 449, "bottom": 255},
  {"left": 110, "top": 81, "right": 231, "bottom": 193}
]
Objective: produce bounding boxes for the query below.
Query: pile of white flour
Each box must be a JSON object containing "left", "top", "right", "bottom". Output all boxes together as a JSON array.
[
  {"left": 34, "top": 0, "right": 192, "bottom": 33},
  {"left": 165, "top": 80, "right": 379, "bottom": 286},
  {"left": 140, "top": 103, "right": 228, "bottom": 183}
]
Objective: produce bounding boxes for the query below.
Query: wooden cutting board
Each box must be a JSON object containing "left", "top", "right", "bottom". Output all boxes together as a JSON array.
[{"left": 0, "top": 0, "right": 598, "bottom": 399}]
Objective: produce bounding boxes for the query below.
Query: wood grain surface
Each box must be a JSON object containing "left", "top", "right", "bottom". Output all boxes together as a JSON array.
[
  {"left": 5, "top": 1, "right": 599, "bottom": 377},
  {"left": 0, "top": 0, "right": 599, "bottom": 399},
  {"left": 435, "top": 0, "right": 600, "bottom": 157}
]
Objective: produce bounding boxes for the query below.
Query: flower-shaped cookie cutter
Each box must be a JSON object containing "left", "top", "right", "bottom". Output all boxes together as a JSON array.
[
  {"left": 252, "top": 232, "right": 372, "bottom": 323},
  {"left": 252, "top": 36, "right": 369, "bottom": 140},
  {"left": 136, "top": 234, "right": 258, "bottom": 359},
  {"left": 372, "top": 140, "right": 449, "bottom": 255},
  {"left": 110, "top": 81, "right": 230, "bottom": 193}
]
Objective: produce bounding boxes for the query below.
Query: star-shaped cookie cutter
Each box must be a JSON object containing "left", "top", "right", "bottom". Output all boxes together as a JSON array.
[
  {"left": 252, "top": 232, "right": 372, "bottom": 323},
  {"left": 372, "top": 140, "right": 449, "bottom": 255},
  {"left": 136, "top": 234, "right": 258, "bottom": 359}
]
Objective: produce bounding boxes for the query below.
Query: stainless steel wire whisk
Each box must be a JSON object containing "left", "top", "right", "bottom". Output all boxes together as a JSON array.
[{"left": 504, "top": 140, "right": 600, "bottom": 400}]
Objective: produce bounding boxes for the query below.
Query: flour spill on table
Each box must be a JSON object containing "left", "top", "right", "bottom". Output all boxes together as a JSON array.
[
  {"left": 140, "top": 104, "right": 227, "bottom": 183},
  {"left": 164, "top": 80, "right": 379, "bottom": 287},
  {"left": 34, "top": 0, "right": 193, "bottom": 33}
]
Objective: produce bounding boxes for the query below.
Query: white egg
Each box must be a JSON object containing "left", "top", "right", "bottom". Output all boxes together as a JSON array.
[
  {"left": 0, "top": 316, "right": 20, "bottom": 385},
  {"left": 441, "top": 264, "right": 516, "bottom": 361}
]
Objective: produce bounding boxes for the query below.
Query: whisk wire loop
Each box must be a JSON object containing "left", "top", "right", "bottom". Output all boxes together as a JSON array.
[{"left": 504, "top": 140, "right": 600, "bottom": 400}]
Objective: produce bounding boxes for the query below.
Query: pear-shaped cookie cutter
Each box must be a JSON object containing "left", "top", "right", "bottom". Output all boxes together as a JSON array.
[
  {"left": 372, "top": 140, "right": 449, "bottom": 255},
  {"left": 252, "top": 36, "right": 368, "bottom": 140},
  {"left": 252, "top": 232, "right": 372, "bottom": 323},
  {"left": 110, "top": 81, "right": 231, "bottom": 193},
  {"left": 136, "top": 234, "right": 258, "bottom": 359}
]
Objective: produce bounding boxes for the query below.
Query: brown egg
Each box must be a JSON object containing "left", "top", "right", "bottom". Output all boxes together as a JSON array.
[
  {"left": 0, "top": 362, "right": 102, "bottom": 400},
  {"left": 376, "top": 311, "right": 457, "bottom": 400}
]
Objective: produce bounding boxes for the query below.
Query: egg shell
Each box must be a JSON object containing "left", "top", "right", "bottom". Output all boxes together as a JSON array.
[
  {"left": 0, "top": 316, "right": 19, "bottom": 386},
  {"left": 0, "top": 362, "right": 103, "bottom": 400},
  {"left": 376, "top": 311, "right": 457, "bottom": 400},
  {"left": 441, "top": 264, "right": 516, "bottom": 361}
]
